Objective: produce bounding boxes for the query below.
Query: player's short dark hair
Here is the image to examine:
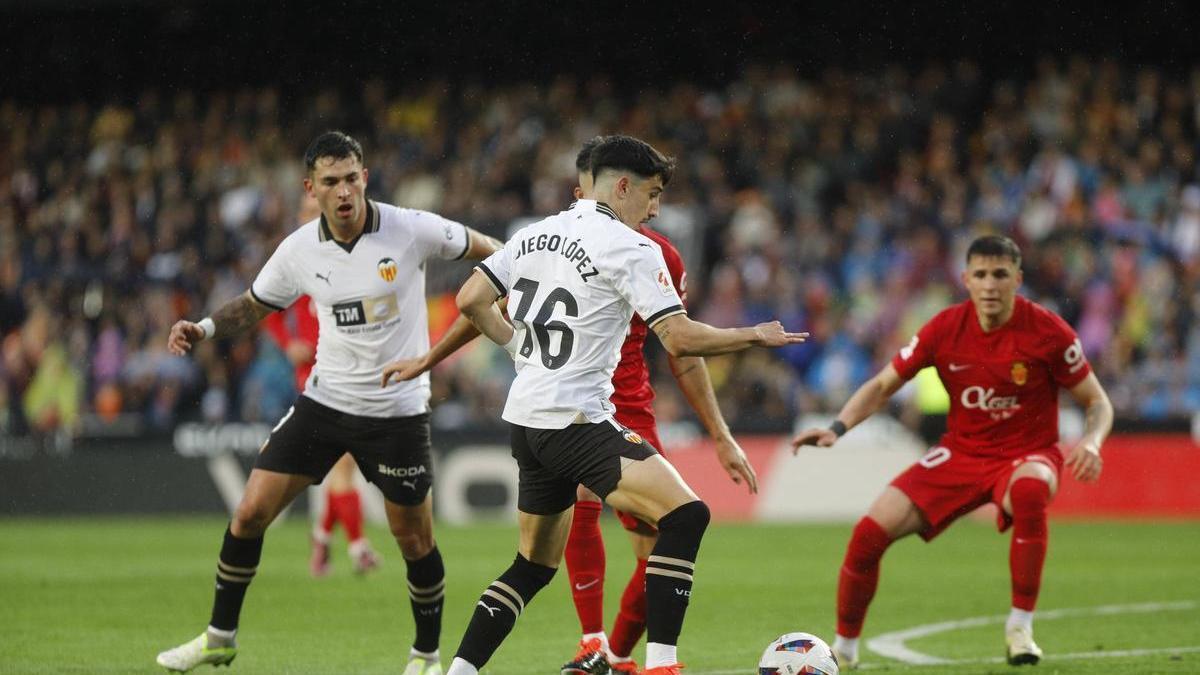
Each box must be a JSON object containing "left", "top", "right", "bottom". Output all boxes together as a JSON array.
[
  {"left": 967, "top": 234, "right": 1022, "bottom": 267},
  {"left": 304, "top": 131, "right": 364, "bottom": 172},
  {"left": 590, "top": 135, "right": 675, "bottom": 186},
  {"left": 575, "top": 136, "right": 606, "bottom": 173}
]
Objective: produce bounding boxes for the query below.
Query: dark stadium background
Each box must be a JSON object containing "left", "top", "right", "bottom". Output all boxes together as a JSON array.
[{"left": 4, "top": 1, "right": 1197, "bottom": 99}]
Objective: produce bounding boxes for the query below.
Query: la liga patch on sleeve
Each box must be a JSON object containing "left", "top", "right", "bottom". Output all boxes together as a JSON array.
[{"left": 655, "top": 268, "right": 674, "bottom": 295}]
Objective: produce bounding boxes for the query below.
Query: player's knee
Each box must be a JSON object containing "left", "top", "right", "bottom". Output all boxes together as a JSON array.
[
  {"left": 231, "top": 502, "right": 273, "bottom": 537},
  {"left": 845, "top": 517, "right": 892, "bottom": 569},
  {"left": 1009, "top": 477, "right": 1051, "bottom": 517},
  {"left": 658, "top": 499, "right": 710, "bottom": 538},
  {"left": 390, "top": 521, "right": 434, "bottom": 557}
]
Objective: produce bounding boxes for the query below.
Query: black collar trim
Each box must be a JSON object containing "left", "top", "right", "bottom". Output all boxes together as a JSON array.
[
  {"left": 318, "top": 200, "right": 378, "bottom": 253},
  {"left": 595, "top": 202, "right": 619, "bottom": 221}
]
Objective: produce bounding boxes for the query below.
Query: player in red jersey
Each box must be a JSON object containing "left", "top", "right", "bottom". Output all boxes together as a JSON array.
[
  {"left": 556, "top": 138, "right": 757, "bottom": 675},
  {"left": 792, "top": 235, "right": 1112, "bottom": 669},
  {"left": 261, "top": 194, "right": 380, "bottom": 578},
  {"left": 382, "top": 138, "right": 758, "bottom": 674}
]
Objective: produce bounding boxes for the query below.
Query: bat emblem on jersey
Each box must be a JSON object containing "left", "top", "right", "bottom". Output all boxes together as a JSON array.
[
  {"left": 1011, "top": 361, "right": 1028, "bottom": 385},
  {"left": 315, "top": 270, "right": 332, "bottom": 286},
  {"left": 377, "top": 257, "right": 398, "bottom": 282},
  {"left": 622, "top": 429, "right": 644, "bottom": 445}
]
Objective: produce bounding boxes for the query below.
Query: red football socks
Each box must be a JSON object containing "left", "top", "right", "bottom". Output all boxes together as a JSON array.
[
  {"left": 609, "top": 557, "right": 648, "bottom": 658},
  {"left": 837, "top": 517, "right": 892, "bottom": 638},
  {"left": 1009, "top": 478, "right": 1051, "bottom": 611},
  {"left": 565, "top": 500, "right": 606, "bottom": 634},
  {"left": 329, "top": 490, "right": 364, "bottom": 543}
]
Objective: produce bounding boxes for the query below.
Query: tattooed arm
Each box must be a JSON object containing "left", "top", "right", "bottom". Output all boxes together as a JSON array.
[{"left": 167, "top": 291, "right": 277, "bottom": 356}]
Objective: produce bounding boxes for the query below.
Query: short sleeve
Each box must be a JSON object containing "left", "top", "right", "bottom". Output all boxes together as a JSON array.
[
  {"left": 891, "top": 316, "right": 941, "bottom": 381},
  {"left": 476, "top": 241, "right": 513, "bottom": 298},
  {"left": 605, "top": 236, "right": 686, "bottom": 328},
  {"left": 1044, "top": 313, "right": 1091, "bottom": 388},
  {"left": 250, "top": 239, "right": 300, "bottom": 311},
  {"left": 405, "top": 208, "right": 471, "bottom": 261}
]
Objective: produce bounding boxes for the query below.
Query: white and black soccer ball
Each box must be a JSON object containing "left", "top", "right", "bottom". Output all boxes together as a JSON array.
[{"left": 758, "top": 632, "right": 840, "bottom": 675}]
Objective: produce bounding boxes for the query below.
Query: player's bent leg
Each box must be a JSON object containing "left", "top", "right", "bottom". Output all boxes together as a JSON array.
[
  {"left": 562, "top": 484, "right": 612, "bottom": 674},
  {"left": 604, "top": 456, "right": 707, "bottom": 672},
  {"left": 158, "top": 470, "right": 312, "bottom": 672},
  {"left": 448, "top": 509, "right": 571, "bottom": 675},
  {"left": 232, "top": 469, "right": 315, "bottom": 538},
  {"left": 833, "top": 487, "right": 926, "bottom": 670},
  {"left": 1001, "top": 462, "right": 1055, "bottom": 666},
  {"left": 385, "top": 494, "right": 446, "bottom": 667}
]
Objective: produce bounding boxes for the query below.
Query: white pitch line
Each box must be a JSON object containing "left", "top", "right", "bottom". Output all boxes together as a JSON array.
[{"left": 866, "top": 600, "right": 1198, "bottom": 665}]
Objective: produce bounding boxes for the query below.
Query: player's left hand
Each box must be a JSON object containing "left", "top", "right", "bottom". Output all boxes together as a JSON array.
[
  {"left": 381, "top": 357, "right": 429, "bottom": 387},
  {"left": 1064, "top": 440, "right": 1103, "bottom": 483},
  {"left": 752, "top": 321, "right": 809, "bottom": 348},
  {"left": 714, "top": 435, "right": 758, "bottom": 494}
]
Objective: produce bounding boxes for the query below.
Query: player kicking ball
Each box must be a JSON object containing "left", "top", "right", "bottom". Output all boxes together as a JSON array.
[
  {"left": 441, "top": 135, "right": 806, "bottom": 675},
  {"left": 793, "top": 234, "right": 1113, "bottom": 669}
]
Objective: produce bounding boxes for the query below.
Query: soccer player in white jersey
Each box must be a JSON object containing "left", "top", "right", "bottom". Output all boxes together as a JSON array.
[
  {"left": 441, "top": 135, "right": 808, "bottom": 675},
  {"left": 156, "top": 131, "right": 502, "bottom": 675}
]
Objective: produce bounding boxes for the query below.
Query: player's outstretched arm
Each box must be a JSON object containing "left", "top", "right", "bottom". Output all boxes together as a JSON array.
[
  {"left": 651, "top": 314, "right": 807, "bottom": 357},
  {"left": 455, "top": 269, "right": 516, "bottom": 353},
  {"left": 167, "top": 291, "right": 275, "bottom": 356},
  {"left": 668, "top": 354, "right": 758, "bottom": 493},
  {"left": 791, "top": 363, "right": 906, "bottom": 454},
  {"left": 381, "top": 297, "right": 510, "bottom": 387},
  {"left": 1063, "top": 371, "right": 1113, "bottom": 483}
]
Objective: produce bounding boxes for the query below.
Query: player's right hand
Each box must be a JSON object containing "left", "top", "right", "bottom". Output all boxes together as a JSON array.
[
  {"left": 381, "top": 357, "right": 428, "bottom": 387},
  {"left": 790, "top": 427, "right": 838, "bottom": 454},
  {"left": 167, "top": 320, "right": 205, "bottom": 356},
  {"left": 752, "top": 321, "right": 809, "bottom": 347}
]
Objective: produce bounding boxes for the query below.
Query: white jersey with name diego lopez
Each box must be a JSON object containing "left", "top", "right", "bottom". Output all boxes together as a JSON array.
[
  {"left": 252, "top": 200, "right": 469, "bottom": 417},
  {"left": 477, "top": 199, "right": 686, "bottom": 428}
]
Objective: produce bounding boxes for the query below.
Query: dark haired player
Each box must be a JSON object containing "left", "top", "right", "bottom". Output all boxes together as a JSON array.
[
  {"left": 443, "top": 135, "right": 806, "bottom": 675},
  {"left": 157, "top": 131, "right": 501, "bottom": 675},
  {"left": 793, "top": 235, "right": 1112, "bottom": 669}
]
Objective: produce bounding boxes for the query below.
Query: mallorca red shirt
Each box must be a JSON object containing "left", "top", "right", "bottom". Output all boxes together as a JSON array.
[
  {"left": 262, "top": 295, "right": 319, "bottom": 391},
  {"left": 891, "top": 295, "right": 1090, "bottom": 458},
  {"left": 609, "top": 226, "right": 687, "bottom": 430}
]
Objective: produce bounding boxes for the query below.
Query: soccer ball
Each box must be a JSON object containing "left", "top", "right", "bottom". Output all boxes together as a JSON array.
[{"left": 758, "top": 632, "right": 840, "bottom": 675}]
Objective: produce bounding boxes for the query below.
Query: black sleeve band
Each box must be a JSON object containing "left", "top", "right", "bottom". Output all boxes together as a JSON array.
[
  {"left": 829, "top": 420, "right": 848, "bottom": 437},
  {"left": 249, "top": 287, "right": 286, "bottom": 312},
  {"left": 644, "top": 304, "right": 685, "bottom": 328},
  {"left": 453, "top": 224, "right": 471, "bottom": 260},
  {"left": 475, "top": 263, "right": 507, "bottom": 298}
]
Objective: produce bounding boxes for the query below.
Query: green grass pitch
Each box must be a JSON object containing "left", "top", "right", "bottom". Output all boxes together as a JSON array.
[{"left": 1, "top": 517, "right": 1197, "bottom": 673}]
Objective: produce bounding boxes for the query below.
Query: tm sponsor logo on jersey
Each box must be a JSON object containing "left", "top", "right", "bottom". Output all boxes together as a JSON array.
[
  {"left": 961, "top": 385, "right": 1021, "bottom": 420},
  {"left": 512, "top": 232, "right": 599, "bottom": 282},
  {"left": 378, "top": 464, "right": 427, "bottom": 479},
  {"left": 333, "top": 294, "right": 400, "bottom": 330}
]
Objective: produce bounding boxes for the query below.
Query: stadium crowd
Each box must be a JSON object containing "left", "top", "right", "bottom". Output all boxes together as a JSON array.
[{"left": 2, "top": 56, "right": 1199, "bottom": 447}]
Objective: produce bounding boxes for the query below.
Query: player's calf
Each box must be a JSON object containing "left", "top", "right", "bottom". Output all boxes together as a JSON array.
[
  {"left": 449, "top": 553, "right": 557, "bottom": 672},
  {"left": 643, "top": 500, "right": 709, "bottom": 669}
]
